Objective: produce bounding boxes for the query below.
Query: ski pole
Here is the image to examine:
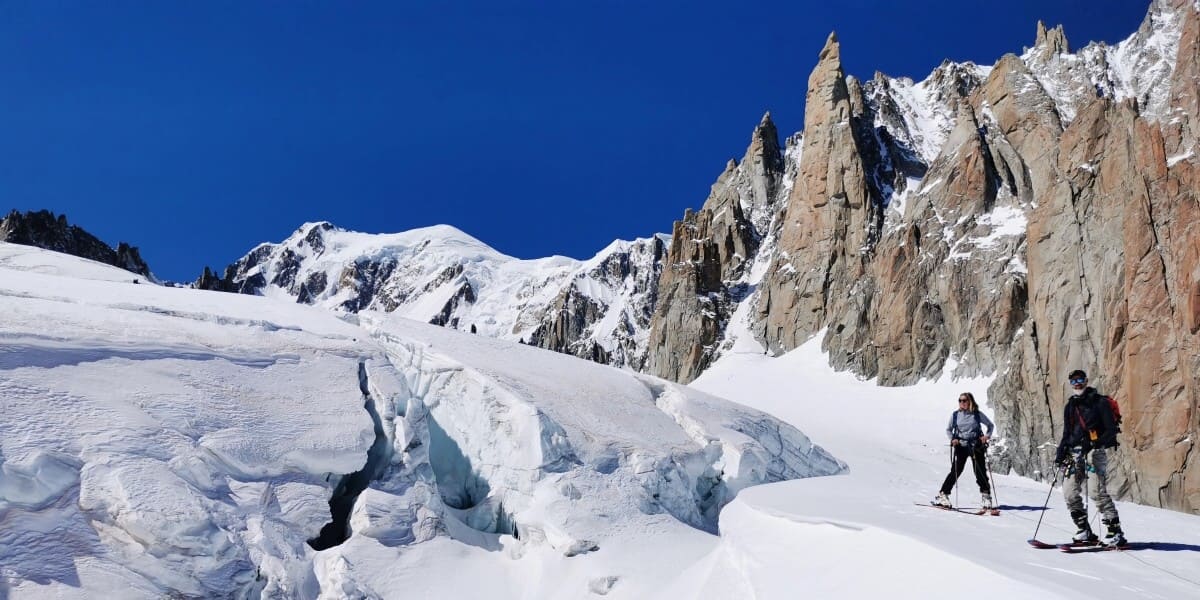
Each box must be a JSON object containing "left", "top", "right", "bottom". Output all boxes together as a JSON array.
[
  {"left": 951, "top": 443, "right": 960, "bottom": 508},
  {"left": 985, "top": 448, "right": 999, "bottom": 508},
  {"left": 1030, "top": 464, "right": 1066, "bottom": 543}
]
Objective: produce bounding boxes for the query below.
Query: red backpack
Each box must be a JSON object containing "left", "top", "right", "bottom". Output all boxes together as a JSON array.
[{"left": 1104, "top": 395, "right": 1123, "bottom": 433}]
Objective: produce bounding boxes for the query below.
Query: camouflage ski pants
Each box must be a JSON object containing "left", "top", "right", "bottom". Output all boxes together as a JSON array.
[{"left": 1063, "top": 446, "right": 1120, "bottom": 524}]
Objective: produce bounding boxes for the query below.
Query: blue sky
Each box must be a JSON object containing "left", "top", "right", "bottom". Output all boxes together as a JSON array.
[{"left": 1, "top": 1, "right": 1151, "bottom": 281}]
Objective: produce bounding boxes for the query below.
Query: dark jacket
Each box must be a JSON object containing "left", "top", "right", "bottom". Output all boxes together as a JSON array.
[{"left": 1056, "top": 387, "right": 1119, "bottom": 460}]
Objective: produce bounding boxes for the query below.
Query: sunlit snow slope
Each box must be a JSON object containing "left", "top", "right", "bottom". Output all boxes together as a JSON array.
[
  {"left": 688, "top": 338, "right": 1200, "bottom": 599},
  {"left": 0, "top": 242, "right": 841, "bottom": 599}
]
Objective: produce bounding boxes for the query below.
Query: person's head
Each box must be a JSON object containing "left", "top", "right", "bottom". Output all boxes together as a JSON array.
[
  {"left": 957, "top": 392, "right": 978, "bottom": 412},
  {"left": 1068, "top": 369, "right": 1088, "bottom": 392}
]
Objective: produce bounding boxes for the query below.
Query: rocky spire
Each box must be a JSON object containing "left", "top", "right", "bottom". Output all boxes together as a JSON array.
[
  {"left": 640, "top": 0, "right": 1199, "bottom": 516},
  {"left": 756, "top": 29, "right": 877, "bottom": 352},
  {"left": 646, "top": 112, "right": 783, "bottom": 382},
  {"left": 1034, "top": 20, "right": 1070, "bottom": 54},
  {"left": 742, "top": 111, "right": 785, "bottom": 232}
]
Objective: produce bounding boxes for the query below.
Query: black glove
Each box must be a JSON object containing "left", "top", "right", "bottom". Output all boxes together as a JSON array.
[{"left": 1055, "top": 448, "right": 1069, "bottom": 465}]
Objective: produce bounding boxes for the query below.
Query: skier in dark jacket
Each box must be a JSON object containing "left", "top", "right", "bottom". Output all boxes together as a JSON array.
[
  {"left": 933, "top": 392, "right": 994, "bottom": 509},
  {"left": 1055, "top": 369, "right": 1126, "bottom": 547}
]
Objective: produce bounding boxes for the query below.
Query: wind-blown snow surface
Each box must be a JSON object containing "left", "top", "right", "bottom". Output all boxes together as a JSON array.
[{"left": 0, "top": 242, "right": 842, "bottom": 598}]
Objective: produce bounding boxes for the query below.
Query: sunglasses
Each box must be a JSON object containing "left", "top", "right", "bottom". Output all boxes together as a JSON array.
[
  {"left": 1069, "top": 378, "right": 1086, "bottom": 385},
  {"left": 958, "top": 399, "right": 971, "bottom": 403}
]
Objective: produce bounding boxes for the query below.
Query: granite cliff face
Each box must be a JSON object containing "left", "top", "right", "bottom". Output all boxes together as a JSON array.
[
  {"left": 647, "top": 113, "right": 786, "bottom": 382},
  {"left": 648, "top": 0, "right": 1199, "bottom": 512},
  {"left": 991, "top": 0, "right": 1200, "bottom": 511}
]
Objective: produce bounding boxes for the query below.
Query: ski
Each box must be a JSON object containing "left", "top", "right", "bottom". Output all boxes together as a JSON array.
[
  {"left": 1028, "top": 539, "right": 1099, "bottom": 550},
  {"left": 916, "top": 502, "right": 997, "bottom": 516},
  {"left": 1060, "top": 542, "right": 1129, "bottom": 553}
]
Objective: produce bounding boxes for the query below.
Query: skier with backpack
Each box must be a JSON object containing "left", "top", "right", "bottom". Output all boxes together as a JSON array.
[
  {"left": 933, "top": 392, "right": 994, "bottom": 510},
  {"left": 1055, "top": 369, "right": 1127, "bottom": 548}
]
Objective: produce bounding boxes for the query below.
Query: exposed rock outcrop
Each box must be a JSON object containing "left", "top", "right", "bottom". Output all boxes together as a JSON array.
[
  {"left": 0, "top": 209, "right": 153, "bottom": 279},
  {"left": 757, "top": 33, "right": 880, "bottom": 353},
  {"left": 647, "top": 113, "right": 785, "bottom": 382},
  {"left": 529, "top": 236, "right": 665, "bottom": 369},
  {"left": 993, "top": 39, "right": 1200, "bottom": 511}
]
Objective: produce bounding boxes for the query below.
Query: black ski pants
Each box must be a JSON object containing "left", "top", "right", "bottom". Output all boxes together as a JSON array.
[{"left": 939, "top": 443, "right": 990, "bottom": 495}]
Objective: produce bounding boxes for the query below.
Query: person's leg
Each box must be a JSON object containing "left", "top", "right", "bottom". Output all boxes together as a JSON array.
[
  {"left": 939, "top": 446, "right": 968, "bottom": 495},
  {"left": 1088, "top": 448, "right": 1125, "bottom": 543},
  {"left": 972, "top": 445, "right": 990, "bottom": 493},
  {"left": 1063, "top": 449, "right": 1093, "bottom": 537},
  {"left": 1087, "top": 448, "right": 1119, "bottom": 520}
]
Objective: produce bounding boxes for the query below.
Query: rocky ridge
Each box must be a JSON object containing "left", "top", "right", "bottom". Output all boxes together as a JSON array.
[
  {"left": 0, "top": 209, "right": 153, "bottom": 280},
  {"left": 650, "top": 0, "right": 1198, "bottom": 512}
]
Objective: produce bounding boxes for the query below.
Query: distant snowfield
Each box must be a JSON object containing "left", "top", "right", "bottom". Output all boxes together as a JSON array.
[{"left": 2, "top": 242, "right": 1199, "bottom": 599}]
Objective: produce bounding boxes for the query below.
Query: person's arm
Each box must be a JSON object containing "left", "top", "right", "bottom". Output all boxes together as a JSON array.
[
  {"left": 978, "top": 411, "right": 994, "bottom": 441},
  {"left": 974, "top": 412, "right": 993, "bottom": 436},
  {"left": 1055, "top": 402, "right": 1071, "bottom": 463},
  {"left": 946, "top": 413, "right": 957, "bottom": 443}
]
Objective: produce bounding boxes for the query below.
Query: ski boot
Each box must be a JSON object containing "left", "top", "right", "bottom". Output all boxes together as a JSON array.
[
  {"left": 1070, "top": 511, "right": 1098, "bottom": 545},
  {"left": 1103, "top": 519, "right": 1127, "bottom": 548},
  {"left": 932, "top": 492, "right": 951, "bottom": 508},
  {"left": 980, "top": 493, "right": 993, "bottom": 510},
  {"left": 1072, "top": 527, "right": 1099, "bottom": 544}
]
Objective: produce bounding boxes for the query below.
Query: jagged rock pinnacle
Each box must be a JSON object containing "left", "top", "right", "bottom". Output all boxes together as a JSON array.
[
  {"left": 1034, "top": 20, "right": 1070, "bottom": 54},
  {"left": 820, "top": 31, "right": 840, "bottom": 62}
]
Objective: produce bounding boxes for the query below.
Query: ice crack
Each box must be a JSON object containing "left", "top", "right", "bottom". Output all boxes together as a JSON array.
[{"left": 307, "top": 361, "right": 393, "bottom": 550}]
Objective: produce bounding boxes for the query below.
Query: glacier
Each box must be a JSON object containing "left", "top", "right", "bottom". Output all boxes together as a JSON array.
[{"left": 0, "top": 241, "right": 843, "bottom": 598}]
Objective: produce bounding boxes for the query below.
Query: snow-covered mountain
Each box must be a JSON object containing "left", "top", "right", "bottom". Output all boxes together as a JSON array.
[
  {"left": 6, "top": 241, "right": 1200, "bottom": 599},
  {"left": 0, "top": 241, "right": 841, "bottom": 598},
  {"left": 196, "top": 222, "right": 666, "bottom": 370},
  {"left": 31, "top": 0, "right": 1189, "bottom": 516}
]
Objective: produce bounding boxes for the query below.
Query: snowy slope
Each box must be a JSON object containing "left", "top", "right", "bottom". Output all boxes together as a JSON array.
[
  {"left": 688, "top": 338, "right": 1200, "bottom": 599},
  {"left": 0, "top": 242, "right": 839, "bottom": 599},
  {"left": 5, "top": 241, "right": 1200, "bottom": 599}
]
